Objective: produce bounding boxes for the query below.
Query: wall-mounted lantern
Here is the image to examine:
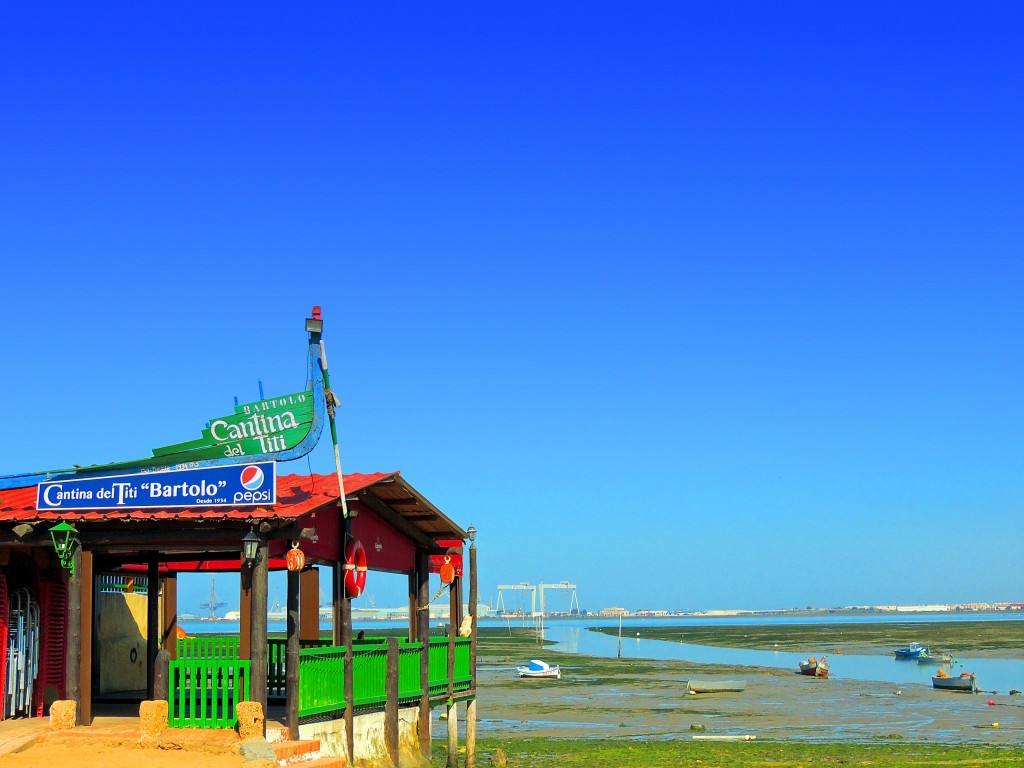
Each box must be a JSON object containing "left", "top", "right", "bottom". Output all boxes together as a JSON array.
[
  {"left": 49, "top": 521, "right": 79, "bottom": 576},
  {"left": 242, "top": 529, "right": 262, "bottom": 566}
]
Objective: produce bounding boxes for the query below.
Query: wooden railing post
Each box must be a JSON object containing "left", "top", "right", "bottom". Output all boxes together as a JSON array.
[
  {"left": 416, "top": 549, "right": 431, "bottom": 758},
  {"left": 147, "top": 554, "right": 160, "bottom": 699},
  {"left": 467, "top": 540, "right": 478, "bottom": 768},
  {"left": 249, "top": 536, "right": 269, "bottom": 733},
  {"left": 446, "top": 622, "right": 457, "bottom": 768},
  {"left": 385, "top": 638, "right": 400, "bottom": 767},
  {"left": 286, "top": 568, "right": 300, "bottom": 740}
]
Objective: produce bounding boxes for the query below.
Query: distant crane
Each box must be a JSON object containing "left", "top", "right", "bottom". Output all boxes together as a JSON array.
[
  {"left": 538, "top": 581, "right": 579, "bottom": 616},
  {"left": 198, "top": 576, "right": 226, "bottom": 619},
  {"left": 496, "top": 582, "right": 537, "bottom": 616}
]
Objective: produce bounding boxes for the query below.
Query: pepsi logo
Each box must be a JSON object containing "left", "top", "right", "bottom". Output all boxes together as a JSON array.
[{"left": 240, "top": 465, "right": 265, "bottom": 490}]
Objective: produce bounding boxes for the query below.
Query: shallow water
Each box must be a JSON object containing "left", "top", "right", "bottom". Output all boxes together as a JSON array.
[{"left": 541, "top": 622, "right": 1024, "bottom": 693}]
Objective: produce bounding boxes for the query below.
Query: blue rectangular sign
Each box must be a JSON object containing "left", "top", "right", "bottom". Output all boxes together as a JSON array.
[{"left": 37, "top": 462, "right": 277, "bottom": 511}]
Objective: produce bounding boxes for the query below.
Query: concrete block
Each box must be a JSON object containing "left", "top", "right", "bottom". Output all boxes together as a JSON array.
[
  {"left": 237, "top": 700, "right": 265, "bottom": 741},
  {"left": 139, "top": 700, "right": 169, "bottom": 737},
  {"left": 48, "top": 700, "right": 76, "bottom": 730},
  {"left": 239, "top": 738, "right": 277, "bottom": 762}
]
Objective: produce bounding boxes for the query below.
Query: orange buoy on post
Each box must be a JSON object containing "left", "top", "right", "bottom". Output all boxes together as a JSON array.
[
  {"left": 439, "top": 556, "right": 455, "bottom": 585},
  {"left": 343, "top": 538, "right": 368, "bottom": 597}
]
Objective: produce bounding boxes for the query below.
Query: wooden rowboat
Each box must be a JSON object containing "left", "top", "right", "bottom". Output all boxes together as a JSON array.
[
  {"left": 684, "top": 678, "right": 746, "bottom": 694},
  {"left": 799, "top": 655, "right": 829, "bottom": 678},
  {"left": 932, "top": 672, "right": 978, "bottom": 693}
]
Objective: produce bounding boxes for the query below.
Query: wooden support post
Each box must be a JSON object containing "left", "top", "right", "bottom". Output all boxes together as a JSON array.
[
  {"left": 342, "top": 521, "right": 354, "bottom": 764},
  {"left": 154, "top": 649, "right": 171, "bottom": 701},
  {"left": 162, "top": 574, "right": 178, "bottom": 658},
  {"left": 446, "top": 622, "right": 457, "bottom": 768},
  {"left": 452, "top": 576, "right": 463, "bottom": 632},
  {"left": 446, "top": 697, "right": 458, "bottom": 768},
  {"left": 147, "top": 554, "right": 159, "bottom": 699},
  {"left": 90, "top": 565, "right": 100, "bottom": 717},
  {"left": 240, "top": 567, "right": 252, "bottom": 661},
  {"left": 407, "top": 571, "right": 417, "bottom": 643},
  {"left": 65, "top": 543, "right": 82, "bottom": 722},
  {"left": 416, "top": 549, "right": 431, "bottom": 758},
  {"left": 343, "top": 615, "right": 353, "bottom": 763},
  {"left": 79, "top": 551, "right": 93, "bottom": 725},
  {"left": 467, "top": 542, "right": 478, "bottom": 768},
  {"left": 249, "top": 537, "right": 269, "bottom": 730},
  {"left": 299, "top": 566, "right": 319, "bottom": 642},
  {"left": 332, "top": 561, "right": 342, "bottom": 646},
  {"left": 385, "top": 638, "right": 400, "bottom": 768},
  {"left": 286, "top": 568, "right": 300, "bottom": 740}
]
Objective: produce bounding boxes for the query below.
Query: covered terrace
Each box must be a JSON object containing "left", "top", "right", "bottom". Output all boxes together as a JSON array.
[{"left": 0, "top": 470, "right": 478, "bottom": 765}]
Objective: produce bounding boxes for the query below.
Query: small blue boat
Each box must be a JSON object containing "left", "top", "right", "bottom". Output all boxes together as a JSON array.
[{"left": 894, "top": 642, "right": 928, "bottom": 659}]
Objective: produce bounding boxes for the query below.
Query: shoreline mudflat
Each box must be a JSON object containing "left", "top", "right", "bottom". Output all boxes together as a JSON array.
[{"left": 475, "top": 630, "right": 1024, "bottom": 744}]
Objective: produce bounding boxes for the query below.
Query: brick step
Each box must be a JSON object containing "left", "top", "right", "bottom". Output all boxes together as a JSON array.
[
  {"left": 298, "top": 758, "right": 346, "bottom": 768},
  {"left": 266, "top": 727, "right": 289, "bottom": 743},
  {"left": 272, "top": 739, "right": 322, "bottom": 764}
]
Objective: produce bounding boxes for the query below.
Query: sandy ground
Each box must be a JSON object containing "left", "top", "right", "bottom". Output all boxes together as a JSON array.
[
  {"left": 471, "top": 658, "right": 1024, "bottom": 744},
  {"left": 2, "top": 650, "right": 1021, "bottom": 767},
  {"left": 3, "top": 743, "right": 252, "bottom": 768}
]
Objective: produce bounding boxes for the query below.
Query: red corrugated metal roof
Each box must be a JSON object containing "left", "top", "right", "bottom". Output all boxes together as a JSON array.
[{"left": 0, "top": 472, "right": 397, "bottom": 522}]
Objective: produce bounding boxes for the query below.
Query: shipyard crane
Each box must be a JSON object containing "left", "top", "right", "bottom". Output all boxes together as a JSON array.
[
  {"left": 496, "top": 582, "right": 537, "bottom": 616},
  {"left": 538, "top": 580, "right": 579, "bottom": 616},
  {"left": 197, "top": 576, "right": 226, "bottom": 619}
]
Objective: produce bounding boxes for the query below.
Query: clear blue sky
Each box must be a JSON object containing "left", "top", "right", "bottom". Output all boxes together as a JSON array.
[{"left": 2, "top": 3, "right": 1022, "bottom": 614}]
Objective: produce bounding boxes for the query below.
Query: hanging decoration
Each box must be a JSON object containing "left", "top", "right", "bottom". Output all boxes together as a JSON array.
[
  {"left": 439, "top": 555, "right": 456, "bottom": 585},
  {"left": 286, "top": 542, "right": 306, "bottom": 572},
  {"left": 49, "top": 521, "right": 78, "bottom": 576}
]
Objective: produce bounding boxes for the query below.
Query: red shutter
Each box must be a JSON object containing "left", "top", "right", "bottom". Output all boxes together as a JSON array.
[{"left": 34, "top": 579, "right": 68, "bottom": 717}]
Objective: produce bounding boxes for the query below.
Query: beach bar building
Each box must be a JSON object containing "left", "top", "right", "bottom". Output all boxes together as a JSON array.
[
  {"left": 0, "top": 310, "right": 479, "bottom": 766},
  {"left": 0, "top": 469, "right": 478, "bottom": 764}
]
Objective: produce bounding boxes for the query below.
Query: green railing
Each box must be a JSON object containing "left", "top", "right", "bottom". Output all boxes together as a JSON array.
[
  {"left": 168, "top": 658, "right": 250, "bottom": 729},
  {"left": 178, "top": 636, "right": 241, "bottom": 661},
  {"left": 268, "top": 637, "right": 331, "bottom": 698},
  {"left": 298, "top": 645, "right": 348, "bottom": 717},
  {"left": 398, "top": 643, "right": 424, "bottom": 705},
  {"left": 426, "top": 637, "right": 472, "bottom": 697},
  {"left": 298, "top": 641, "right": 426, "bottom": 718},
  {"left": 171, "top": 634, "right": 473, "bottom": 727}
]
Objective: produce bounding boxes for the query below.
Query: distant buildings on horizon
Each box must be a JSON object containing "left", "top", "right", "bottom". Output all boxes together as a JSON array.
[{"left": 601, "top": 602, "right": 1023, "bottom": 618}]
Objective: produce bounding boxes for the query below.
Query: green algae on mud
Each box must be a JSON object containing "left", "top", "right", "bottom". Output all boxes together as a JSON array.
[
  {"left": 432, "top": 739, "right": 1024, "bottom": 768},
  {"left": 593, "top": 618, "right": 1024, "bottom": 657},
  {"left": 469, "top": 627, "right": 1024, "bottom": 746}
]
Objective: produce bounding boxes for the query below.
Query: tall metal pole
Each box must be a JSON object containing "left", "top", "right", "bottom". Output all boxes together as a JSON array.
[
  {"left": 317, "top": 345, "right": 349, "bottom": 519},
  {"left": 617, "top": 613, "right": 622, "bottom": 659}
]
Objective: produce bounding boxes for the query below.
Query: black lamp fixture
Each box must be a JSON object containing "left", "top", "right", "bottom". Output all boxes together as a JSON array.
[
  {"left": 242, "top": 529, "right": 262, "bottom": 566},
  {"left": 49, "top": 521, "right": 78, "bottom": 576},
  {"left": 466, "top": 524, "right": 477, "bottom": 549}
]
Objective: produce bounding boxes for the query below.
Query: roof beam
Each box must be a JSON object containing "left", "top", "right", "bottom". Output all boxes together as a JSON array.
[{"left": 354, "top": 491, "right": 434, "bottom": 548}]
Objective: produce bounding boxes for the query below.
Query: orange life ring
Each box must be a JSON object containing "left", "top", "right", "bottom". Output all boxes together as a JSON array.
[{"left": 343, "top": 538, "right": 368, "bottom": 597}]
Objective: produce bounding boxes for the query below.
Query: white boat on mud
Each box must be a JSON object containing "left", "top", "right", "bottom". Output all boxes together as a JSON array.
[{"left": 517, "top": 659, "right": 561, "bottom": 679}]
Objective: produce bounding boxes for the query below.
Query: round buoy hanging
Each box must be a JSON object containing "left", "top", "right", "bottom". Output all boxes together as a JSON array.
[
  {"left": 344, "top": 538, "right": 368, "bottom": 597},
  {"left": 286, "top": 541, "right": 305, "bottom": 572},
  {"left": 439, "top": 555, "right": 456, "bottom": 585}
]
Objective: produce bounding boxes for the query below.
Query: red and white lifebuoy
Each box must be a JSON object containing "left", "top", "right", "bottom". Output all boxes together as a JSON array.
[{"left": 343, "top": 538, "right": 368, "bottom": 597}]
